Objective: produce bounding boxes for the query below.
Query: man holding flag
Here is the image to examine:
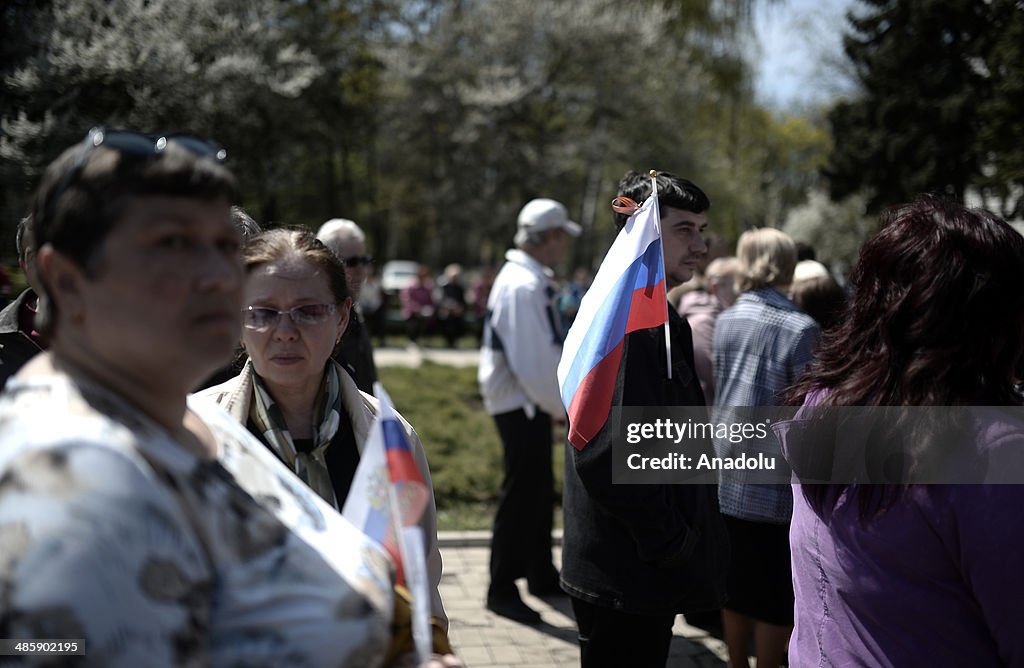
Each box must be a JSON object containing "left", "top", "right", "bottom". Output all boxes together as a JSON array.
[{"left": 558, "top": 172, "right": 729, "bottom": 667}]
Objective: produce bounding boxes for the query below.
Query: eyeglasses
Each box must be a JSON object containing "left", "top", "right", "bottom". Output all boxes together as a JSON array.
[
  {"left": 344, "top": 255, "right": 374, "bottom": 267},
  {"left": 42, "top": 127, "right": 228, "bottom": 234},
  {"left": 242, "top": 304, "right": 338, "bottom": 331}
]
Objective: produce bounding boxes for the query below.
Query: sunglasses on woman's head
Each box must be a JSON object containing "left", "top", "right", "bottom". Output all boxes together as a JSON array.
[{"left": 41, "top": 127, "right": 227, "bottom": 235}]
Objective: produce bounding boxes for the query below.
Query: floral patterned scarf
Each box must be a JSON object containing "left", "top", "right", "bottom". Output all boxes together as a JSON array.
[{"left": 248, "top": 361, "right": 343, "bottom": 510}]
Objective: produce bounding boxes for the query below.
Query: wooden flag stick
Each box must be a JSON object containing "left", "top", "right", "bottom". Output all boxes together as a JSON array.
[{"left": 650, "top": 170, "right": 673, "bottom": 380}]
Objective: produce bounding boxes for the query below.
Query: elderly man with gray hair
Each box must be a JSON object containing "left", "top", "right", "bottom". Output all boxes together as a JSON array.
[
  {"left": 316, "top": 218, "right": 378, "bottom": 393},
  {"left": 479, "top": 198, "right": 580, "bottom": 624}
]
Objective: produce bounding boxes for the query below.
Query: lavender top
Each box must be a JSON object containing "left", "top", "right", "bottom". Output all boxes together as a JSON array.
[{"left": 779, "top": 404, "right": 1024, "bottom": 667}]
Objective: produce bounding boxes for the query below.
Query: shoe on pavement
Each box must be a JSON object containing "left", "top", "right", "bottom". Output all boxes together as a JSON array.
[{"left": 485, "top": 593, "right": 542, "bottom": 625}]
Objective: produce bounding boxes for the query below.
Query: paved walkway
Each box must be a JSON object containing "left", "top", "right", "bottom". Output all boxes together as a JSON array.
[
  {"left": 438, "top": 532, "right": 728, "bottom": 668},
  {"left": 375, "top": 344, "right": 479, "bottom": 368},
  {"left": 383, "top": 349, "right": 729, "bottom": 666}
]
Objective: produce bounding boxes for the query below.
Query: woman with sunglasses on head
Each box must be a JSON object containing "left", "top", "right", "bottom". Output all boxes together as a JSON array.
[
  {"left": 0, "top": 128, "right": 458, "bottom": 667},
  {"left": 196, "top": 227, "right": 450, "bottom": 650}
]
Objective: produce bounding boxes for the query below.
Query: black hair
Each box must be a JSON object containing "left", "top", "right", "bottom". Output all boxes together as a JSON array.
[{"left": 613, "top": 171, "right": 710, "bottom": 231}]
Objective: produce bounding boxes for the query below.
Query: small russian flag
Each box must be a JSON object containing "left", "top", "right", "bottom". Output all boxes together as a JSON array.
[
  {"left": 557, "top": 190, "right": 667, "bottom": 450},
  {"left": 342, "top": 383, "right": 430, "bottom": 582},
  {"left": 342, "top": 383, "right": 433, "bottom": 661}
]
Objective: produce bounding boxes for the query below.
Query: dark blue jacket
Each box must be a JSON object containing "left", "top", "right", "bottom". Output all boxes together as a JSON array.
[{"left": 561, "top": 309, "right": 729, "bottom": 615}]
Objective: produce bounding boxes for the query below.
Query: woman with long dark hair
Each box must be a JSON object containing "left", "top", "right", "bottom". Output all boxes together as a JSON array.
[{"left": 776, "top": 196, "right": 1024, "bottom": 666}]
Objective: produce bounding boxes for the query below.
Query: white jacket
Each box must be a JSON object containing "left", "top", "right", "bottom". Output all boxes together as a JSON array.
[{"left": 478, "top": 249, "right": 567, "bottom": 419}]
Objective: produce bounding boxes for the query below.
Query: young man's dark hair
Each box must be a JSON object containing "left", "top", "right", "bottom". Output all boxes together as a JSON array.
[{"left": 612, "top": 170, "right": 710, "bottom": 230}]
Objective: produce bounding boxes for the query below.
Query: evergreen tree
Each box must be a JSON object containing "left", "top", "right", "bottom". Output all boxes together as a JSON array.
[
  {"left": 826, "top": 0, "right": 1024, "bottom": 215},
  {"left": 975, "top": 2, "right": 1024, "bottom": 219}
]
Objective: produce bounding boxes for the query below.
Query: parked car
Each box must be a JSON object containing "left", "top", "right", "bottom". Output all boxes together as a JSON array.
[
  {"left": 381, "top": 260, "right": 420, "bottom": 294},
  {"left": 379, "top": 260, "right": 420, "bottom": 336}
]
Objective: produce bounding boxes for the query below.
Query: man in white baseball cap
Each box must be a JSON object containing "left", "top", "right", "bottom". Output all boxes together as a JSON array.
[
  {"left": 478, "top": 197, "right": 580, "bottom": 624},
  {"left": 513, "top": 198, "right": 582, "bottom": 247}
]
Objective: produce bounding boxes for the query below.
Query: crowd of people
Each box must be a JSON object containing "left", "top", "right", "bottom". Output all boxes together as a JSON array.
[
  {"left": 0, "top": 128, "right": 459, "bottom": 667},
  {"left": 478, "top": 171, "right": 1024, "bottom": 668},
  {"left": 1, "top": 126, "right": 1023, "bottom": 668},
  {"left": 344, "top": 256, "right": 586, "bottom": 351}
]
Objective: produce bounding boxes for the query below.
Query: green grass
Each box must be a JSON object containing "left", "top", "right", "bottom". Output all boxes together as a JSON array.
[{"left": 378, "top": 361, "right": 564, "bottom": 531}]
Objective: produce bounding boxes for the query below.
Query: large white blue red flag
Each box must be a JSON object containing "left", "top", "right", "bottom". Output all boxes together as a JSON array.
[{"left": 557, "top": 188, "right": 667, "bottom": 450}]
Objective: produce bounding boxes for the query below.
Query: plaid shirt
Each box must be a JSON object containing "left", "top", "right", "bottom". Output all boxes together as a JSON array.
[{"left": 712, "top": 288, "right": 820, "bottom": 523}]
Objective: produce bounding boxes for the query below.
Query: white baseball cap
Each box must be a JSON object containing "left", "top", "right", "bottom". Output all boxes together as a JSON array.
[
  {"left": 516, "top": 198, "right": 582, "bottom": 242},
  {"left": 793, "top": 259, "right": 831, "bottom": 283}
]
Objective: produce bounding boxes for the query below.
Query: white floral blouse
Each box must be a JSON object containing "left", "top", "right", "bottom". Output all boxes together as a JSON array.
[{"left": 0, "top": 366, "right": 394, "bottom": 667}]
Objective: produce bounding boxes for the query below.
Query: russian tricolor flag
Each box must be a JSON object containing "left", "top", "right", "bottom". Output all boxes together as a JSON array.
[
  {"left": 557, "top": 191, "right": 667, "bottom": 450},
  {"left": 343, "top": 382, "right": 433, "bottom": 660},
  {"left": 342, "top": 383, "right": 430, "bottom": 582}
]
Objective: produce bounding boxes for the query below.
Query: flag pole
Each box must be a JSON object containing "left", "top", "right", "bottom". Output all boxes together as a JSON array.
[
  {"left": 387, "top": 473, "right": 432, "bottom": 664},
  {"left": 650, "top": 170, "right": 672, "bottom": 380},
  {"left": 375, "top": 383, "right": 432, "bottom": 664}
]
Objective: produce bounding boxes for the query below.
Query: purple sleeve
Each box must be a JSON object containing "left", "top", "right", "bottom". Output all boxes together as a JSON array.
[{"left": 948, "top": 482, "right": 1024, "bottom": 665}]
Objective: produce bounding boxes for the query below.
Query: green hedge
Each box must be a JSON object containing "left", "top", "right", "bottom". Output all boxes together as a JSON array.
[{"left": 379, "top": 361, "right": 564, "bottom": 530}]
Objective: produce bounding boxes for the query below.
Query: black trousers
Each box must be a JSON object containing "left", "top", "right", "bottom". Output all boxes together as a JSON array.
[
  {"left": 571, "top": 597, "right": 676, "bottom": 668},
  {"left": 488, "top": 408, "right": 557, "bottom": 596}
]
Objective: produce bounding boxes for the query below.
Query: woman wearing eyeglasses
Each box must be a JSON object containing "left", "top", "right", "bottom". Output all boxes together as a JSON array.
[
  {"left": 0, "top": 129, "right": 457, "bottom": 667},
  {"left": 196, "top": 228, "right": 450, "bottom": 645}
]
